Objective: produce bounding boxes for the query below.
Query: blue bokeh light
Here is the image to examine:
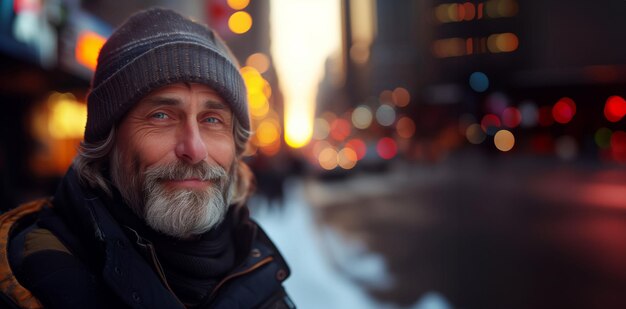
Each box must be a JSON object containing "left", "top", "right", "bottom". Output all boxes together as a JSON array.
[{"left": 469, "top": 71, "right": 489, "bottom": 93}]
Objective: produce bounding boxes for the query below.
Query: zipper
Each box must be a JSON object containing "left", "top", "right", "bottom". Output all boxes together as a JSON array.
[
  {"left": 207, "top": 256, "right": 274, "bottom": 301},
  {"left": 125, "top": 227, "right": 186, "bottom": 308}
]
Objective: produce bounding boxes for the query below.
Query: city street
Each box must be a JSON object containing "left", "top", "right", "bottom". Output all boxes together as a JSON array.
[{"left": 252, "top": 151, "right": 626, "bottom": 309}]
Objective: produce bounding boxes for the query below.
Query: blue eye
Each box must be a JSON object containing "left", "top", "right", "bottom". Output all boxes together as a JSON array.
[
  {"left": 204, "top": 117, "right": 221, "bottom": 123},
  {"left": 151, "top": 112, "right": 168, "bottom": 119}
]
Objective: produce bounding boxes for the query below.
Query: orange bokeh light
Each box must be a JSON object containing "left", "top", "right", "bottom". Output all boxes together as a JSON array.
[{"left": 75, "top": 31, "right": 106, "bottom": 71}]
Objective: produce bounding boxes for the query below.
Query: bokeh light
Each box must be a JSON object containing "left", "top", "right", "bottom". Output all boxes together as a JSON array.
[
  {"left": 245, "top": 53, "right": 271, "bottom": 74},
  {"left": 330, "top": 118, "right": 351, "bottom": 141},
  {"left": 337, "top": 147, "right": 358, "bottom": 169},
  {"left": 75, "top": 31, "right": 106, "bottom": 71},
  {"left": 346, "top": 138, "right": 367, "bottom": 160},
  {"left": 466, "top": 123, "right": 486, "bottom": 144},
  {"left": 313, "top": 118, "right": 330, "bottom": 140},
  {"left": 312, "top": 140, "right": 332, "bottom": 158},
  {"left": 352, "top": 105, "right": 373, "bottom": 129},
  {"left": 228, "top": 11, "right": 253, "bottom": 34},
  {"left": 376, "top": 137, "right": 398, "bottom": 159},
  {"left": 392, "top": 87, "right": 411, "bottom": 107},
  {"left": 469, "top": 71, "right": 489, "bottom": 92},
  {"left": 376, "top": 104, "right": 396, "bottom": 126},
  {"left": 502, "top": 107, "right": 521, "bottom": 128},
  {"left": 552, "top": 97, "right": 576, "bottom": 124},
  {"left": 480, "top": 114, "right": 501, "bottom": 135},
  {"left": 486, "top": 0, "right": 519, "bottom": 18},
  {"left": 396, "top": 116, "right": 416, "bottom": 139},
  {"left": 610, "top": 131, "right": 626, "bottom": 162},
  {"left": 47, "top": 94, "right": 87, "bottom": 139},
  {"left": 227, "top": 0, "right": 250, "bottom": 10},
  {"left": 487, "top": 33, "right": 519, "bottom": 53},
  {"left": 604, "top": 95, "right": 626, "bottom": 122},
  {"left": 595, "top": 127, "right": 612, "bottom": 149},
  {"left": 379, "top": 90, "right": 393, "bottom": 104},
  {"left": 494, "top": 129, "right": 515, "bottom": 152},
  {"left": 519, "top": 101, "right": 538, "bottom": 128},
  {"left": 255, "top": 119, "right": 280, "bottom": 146},
  {"left": 318, "top": 147, "right": 338, "bottom": 170}
]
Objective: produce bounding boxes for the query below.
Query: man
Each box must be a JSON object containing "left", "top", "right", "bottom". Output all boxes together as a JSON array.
[{"left": 0, "top": 8, "right": 293, "bottom": 309}]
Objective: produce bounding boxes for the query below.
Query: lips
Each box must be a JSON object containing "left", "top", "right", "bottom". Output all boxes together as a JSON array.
[{"left": 162, "top": 178, "right": 213, "bottom": 189}]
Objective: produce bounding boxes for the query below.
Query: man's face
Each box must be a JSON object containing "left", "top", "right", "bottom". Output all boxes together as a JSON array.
[{"left": 111, "top": 83, "right": 236, "bottom": 239}]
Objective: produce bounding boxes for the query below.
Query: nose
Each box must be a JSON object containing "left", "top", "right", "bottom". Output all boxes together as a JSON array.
[{"left": 175, "top": 121, "right": 208, "bottom": 164}]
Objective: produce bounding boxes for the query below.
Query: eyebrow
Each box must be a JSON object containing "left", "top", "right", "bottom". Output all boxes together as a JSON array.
[{"left": 142, "top": 96, "right": 229, "bottom": 110}]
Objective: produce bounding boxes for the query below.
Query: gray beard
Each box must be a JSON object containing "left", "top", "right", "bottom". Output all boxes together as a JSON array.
[{"left": 110, "top": 149, "right": 234, "bottom": 239}]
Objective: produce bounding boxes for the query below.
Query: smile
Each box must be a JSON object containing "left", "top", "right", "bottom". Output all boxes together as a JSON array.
[{"left": 162, "top": 178, "right": 213, "bottom": 189}]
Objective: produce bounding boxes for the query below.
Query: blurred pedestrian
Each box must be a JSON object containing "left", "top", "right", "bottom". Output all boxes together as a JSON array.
[{"left": 0, "top": 8, "right": 292, "bottom": 309}]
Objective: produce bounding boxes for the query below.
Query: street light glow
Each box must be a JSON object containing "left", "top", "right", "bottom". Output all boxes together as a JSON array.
[{"left": 270, "top": 0, "right": 342, "bottom": 148}]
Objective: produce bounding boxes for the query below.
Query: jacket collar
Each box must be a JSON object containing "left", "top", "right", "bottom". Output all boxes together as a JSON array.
[{"left": 54, "top": 166, "right": 185, "bottom": 308}]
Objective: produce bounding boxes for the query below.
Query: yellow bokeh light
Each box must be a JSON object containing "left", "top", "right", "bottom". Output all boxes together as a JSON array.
[
  {"left": 338, "top": 147, "right": 357, "bottom": 169},
  {"left": 250, "top": 98, "right": 270, "bottom": 119},
  {"left": 262, "top": 80, "right": 272, "bottom": 99},
  {"left": 241, "top": 66, "right": 265, "bottom": 93},
  {"left": 318, "top": 147, "right": 338, "bottom": 170},
  {"left": 248, "top": 91, "right": 267, "bottom": 109},
  {"left": 228, "top": 11, "right": 253, "bottom": 35},
  {"left": 227, "top": 0, "right": 250, "bottom": 10},
  {"left": 246, "top": 53, "right": 271, "bottom": 74},
  {"left": 285, "top": 113, "right": 313, "bottom": 148},
  {"left": 48, "top": 96, "right": 87, "bottom": 139},
  {"left": 494, "top": 129, "right": 515, "bottom": 151},
  {"left": 256, "top": 120, "right": 280, "bottom": 146}
]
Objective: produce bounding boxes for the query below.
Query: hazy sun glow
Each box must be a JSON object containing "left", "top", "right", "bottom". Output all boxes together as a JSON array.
[{"left": 270, "top": 0, "right": 342, "bottom": 148}]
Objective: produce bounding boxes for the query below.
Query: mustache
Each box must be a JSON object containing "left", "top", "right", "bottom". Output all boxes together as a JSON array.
[{"left": 143, "top": 161, "right": 228, "bottom": 183}]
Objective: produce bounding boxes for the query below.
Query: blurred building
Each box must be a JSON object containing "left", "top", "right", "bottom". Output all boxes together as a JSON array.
[{"left": 309, "top": 0, "right": 626, "bottom": 176}]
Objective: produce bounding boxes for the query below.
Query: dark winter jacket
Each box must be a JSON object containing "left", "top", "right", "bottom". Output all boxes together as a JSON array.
[{"left": 0, "top": 167, "right": 293, "bottom": 309}]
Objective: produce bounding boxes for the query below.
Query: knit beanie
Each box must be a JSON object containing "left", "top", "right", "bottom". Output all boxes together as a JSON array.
[{"left": 85, "top": 8, "right": 249, "bottom": 143}]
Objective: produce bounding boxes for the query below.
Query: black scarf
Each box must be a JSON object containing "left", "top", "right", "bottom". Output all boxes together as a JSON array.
[{"left": 104, "top": 189, "right": 245, "bottom": 308}]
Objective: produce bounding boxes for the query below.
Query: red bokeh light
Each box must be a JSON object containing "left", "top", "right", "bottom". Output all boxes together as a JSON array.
[
  {"left": 552, "top": 97, "right": 576, "bottom": 124},
  {"left": 502, "top": 107, "right": 521, "bottom": 128},
  {"left": 346, "top": 138, "right": 367, "bottom": 160},
  {"left": 330, "top": 119, "right": 352, "bottom": 141},
  {"left": 610, "top": 130, "right": 626, "bottom": 163},
  {"left": 376, "top": 137, "right": 397, "bottom": 160},
  {"left": 480, "top": 114, "right": 501, "bottom": 133},
  {"left": 604, "top": 96, "right": 626, "bottom": 123}
]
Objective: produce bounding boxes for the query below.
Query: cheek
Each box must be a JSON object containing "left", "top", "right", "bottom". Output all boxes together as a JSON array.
[
  {"left": 205, "top": 136, "right": 236, "bottom": 169},
  {"left": 124, "top": 132, "right": 177, "bottom": 171}
]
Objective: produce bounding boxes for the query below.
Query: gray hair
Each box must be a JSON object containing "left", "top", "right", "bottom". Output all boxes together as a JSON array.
[{"left": 73, "top": 117, "right": 254, "bottom": 206}]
